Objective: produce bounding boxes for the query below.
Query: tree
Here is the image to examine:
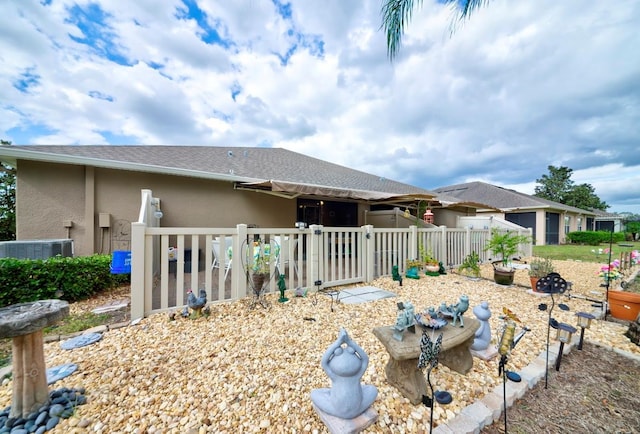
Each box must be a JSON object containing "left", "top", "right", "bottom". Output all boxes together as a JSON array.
[
  {"left": 381, "top": 0, "right": 490, "bottom": 60},
  {"left": 624, "top": 220, "right": 640, "bottom": 240},
  {"left": 564, "top": 183, "right": 608, "bottom": 211},
  {"left": 534, "top": 165, "right": 608, "bottom": 212},
  {"left": 534, "top": 166, "right": 575, "bottom": 203},
  {"left": 0, "top": 140, "right": 16, "bottom": 240}
]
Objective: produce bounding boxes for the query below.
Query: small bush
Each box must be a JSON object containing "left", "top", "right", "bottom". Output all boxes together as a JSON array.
[
  {"left": 0, "top": 254, "right": 130, "bottom": 307},
  {"left": 566, "top": 231, "right": 625, "bottom": 245}
]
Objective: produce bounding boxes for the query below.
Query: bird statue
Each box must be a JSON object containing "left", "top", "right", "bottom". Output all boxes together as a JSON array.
[{"left": 187, "top": 289, "right": 207, "bottom": 318}]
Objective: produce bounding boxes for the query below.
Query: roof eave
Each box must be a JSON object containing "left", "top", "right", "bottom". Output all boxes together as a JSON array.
[{"left": 0, "top": 147, "right": 261, "bottom": 183}]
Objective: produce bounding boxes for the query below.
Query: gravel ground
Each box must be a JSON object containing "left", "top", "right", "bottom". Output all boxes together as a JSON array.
[{"left": 1, "top": 259, "right": 638, "bottom": 433}]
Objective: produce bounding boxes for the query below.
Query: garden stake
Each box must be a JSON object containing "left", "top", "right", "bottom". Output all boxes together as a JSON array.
[
  {"left": 417, "top": 328, "right": 443, "bottom": 434},
  {"left": 604, "top": 229, "right": 614, "bottom": 321}
]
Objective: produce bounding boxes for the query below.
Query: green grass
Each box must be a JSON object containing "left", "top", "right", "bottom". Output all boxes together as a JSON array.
[
  {"left": 43, "top": 312, "right": 111, "bottom": 335},
  {"left": 533, "top": 241, "right": 639, "bottom": 263},
  {"left": 1, "top": 312, "right": 111, "bottom": 370}
]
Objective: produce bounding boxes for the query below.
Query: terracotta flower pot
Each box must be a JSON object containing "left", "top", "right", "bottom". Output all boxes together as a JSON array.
[
  {"left": 608, "top": 290, "right": 640, "bottom": 321},
  {"left": 530, "top": 277, "right": 540, "bottom": 292}
]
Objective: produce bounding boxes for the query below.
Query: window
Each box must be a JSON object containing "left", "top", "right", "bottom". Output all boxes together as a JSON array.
[
  {"left": 564, "top": 216, "right": 570, "bottom": 235},
  {"left": 577, "top": 218, "right": 582, "bottom": 231}
]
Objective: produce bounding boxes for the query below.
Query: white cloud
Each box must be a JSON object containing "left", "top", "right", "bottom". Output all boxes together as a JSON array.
[{"left": 0, "top": 0, "right": 638, "bottom": 213}]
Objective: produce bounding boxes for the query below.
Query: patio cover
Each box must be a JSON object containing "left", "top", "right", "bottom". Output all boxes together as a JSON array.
[{"left": 237, "top": 180, "right": 437, "bottom": 202}]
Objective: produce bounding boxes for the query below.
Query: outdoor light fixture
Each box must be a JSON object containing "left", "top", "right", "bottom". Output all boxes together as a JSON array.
[
  {"left": 576, "top": 311, "right": 596, "bottom": 350},
  {"left": 554, "top": 323, "right": 577, "bottom": 371},
  {"left": 151, "top": 198, "right": 163, "bottom": 219}
]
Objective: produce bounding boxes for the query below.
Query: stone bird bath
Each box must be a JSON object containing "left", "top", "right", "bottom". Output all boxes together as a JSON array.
[{"left": 0, "top": 300, "right": 69, "bottom": 418}]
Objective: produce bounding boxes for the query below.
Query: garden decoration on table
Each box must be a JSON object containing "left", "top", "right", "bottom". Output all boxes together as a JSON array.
[
  {"left": 458, "top": 252, "right": 481, "bottom": 279},
  {"left": 405, "top": 259, "right": 422, "bottom": 279},
  {"left": 310, "top": 328, "right": 378, "bottom": 420},
  {"left": 484, "top": 229, "right": 531, "bottom": 285},
  {"left": 393, "top": 301, "right": 416, "bottom": 341},
  {"left": 528, "top": 257, "right": 555, "bottom": 291},
  {"left": 437, "top": 295, "right": 469, "bottom": 327}
]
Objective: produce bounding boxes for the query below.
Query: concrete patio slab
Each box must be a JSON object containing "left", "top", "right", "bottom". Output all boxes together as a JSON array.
[{"left": 338, "top": 286, "right": 397, "bottom": 304}]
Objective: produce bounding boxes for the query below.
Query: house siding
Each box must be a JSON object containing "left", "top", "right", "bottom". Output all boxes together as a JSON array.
[
  {"left": 16, "top": 160, "right": 298, "bottom": 256},
  {"left": 16, "top": 161, "right": 86, "bottom": 250}
]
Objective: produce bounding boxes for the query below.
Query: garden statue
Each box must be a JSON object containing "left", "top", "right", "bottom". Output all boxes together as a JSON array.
[
  {"left": 311, "top": 328, "right": 378, "bottom": 419},
  {"left": 438, "top": 295, "right": 469, "bottom": 327},
  {"left": 393, "top": 301, "right": 416, "bottom": 341},
  {"left": 277, "top": 274, "right": 288, "bottom": 303},
  {"left": 392, "top": 265, "right": 403, "bottom": 286},
  {"left": 471, "top": 301, "right": 492, "bottom": 351}
]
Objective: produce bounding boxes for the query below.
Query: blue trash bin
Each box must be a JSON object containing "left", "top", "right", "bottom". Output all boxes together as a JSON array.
[{"left": 111, "top": 250, "right": 132, "bottom": 274}]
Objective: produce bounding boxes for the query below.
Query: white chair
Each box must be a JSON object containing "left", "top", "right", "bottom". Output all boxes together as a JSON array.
[
  {"left": 212, "top": 237, "right": 232, "bottom": 280},
  {"left": 274, "top": 236, "right": 298, "bottom": 277}
]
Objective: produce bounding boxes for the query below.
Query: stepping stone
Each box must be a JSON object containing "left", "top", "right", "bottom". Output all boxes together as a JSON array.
[
  {"left": 60, "top": 332, "right": 102, "bottom": 350},
  {"left": 91, "top": 299, "right": 129, "bottom": 314},
  {"left": 46, "top": 363, "right": 78, "bottom": 385}
]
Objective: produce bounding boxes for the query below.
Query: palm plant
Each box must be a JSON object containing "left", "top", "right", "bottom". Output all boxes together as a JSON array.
[{"left": 381, "top": 0, "right": 491, "bottom": 60}]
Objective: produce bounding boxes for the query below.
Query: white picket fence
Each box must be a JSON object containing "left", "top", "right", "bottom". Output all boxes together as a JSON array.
[{"left": 129, "top": 190, "right": 532, "bottom": 319}]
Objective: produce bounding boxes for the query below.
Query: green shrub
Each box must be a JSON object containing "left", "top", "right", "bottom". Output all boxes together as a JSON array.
[
  {"left": 566, "top": 231, "right": 625, "bottom": 245},
  {"left": 0, "top": 254, "right": 129, "bottom": 307}
]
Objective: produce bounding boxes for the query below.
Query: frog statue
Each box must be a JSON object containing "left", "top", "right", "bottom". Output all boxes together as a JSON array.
[{"left": 311, "top": 328, "right": 378, "bottom": 419}]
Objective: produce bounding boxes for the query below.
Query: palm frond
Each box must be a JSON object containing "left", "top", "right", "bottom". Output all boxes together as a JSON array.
[
  {"left": 381, "top": 0, "right": 423, "bottom": 61},
  {"left": 381, "top": 0, "right": 491, "bottom": 61}
]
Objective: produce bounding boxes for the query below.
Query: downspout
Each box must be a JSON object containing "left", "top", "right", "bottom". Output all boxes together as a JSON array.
[{"left": 84, "top": 166, "right": 95, "bottom": 255}]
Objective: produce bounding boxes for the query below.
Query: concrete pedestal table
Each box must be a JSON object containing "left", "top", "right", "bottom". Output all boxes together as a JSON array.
[
  {"left": 0, "top": 300, "right": 69, "bottom": 418},
  {"left": 372, "top": 318, "right": 479, "bottom": 405}
]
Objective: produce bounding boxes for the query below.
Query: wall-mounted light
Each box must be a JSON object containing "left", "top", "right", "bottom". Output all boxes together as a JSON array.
[{"left": 151, "top": 198, "right": 163, "bottom": 219}]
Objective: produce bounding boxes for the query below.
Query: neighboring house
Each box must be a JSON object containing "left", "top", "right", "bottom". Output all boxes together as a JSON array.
[
  {"left": 0, "top": 145, "right": 488, "bottom": 257},
  {"left": 433, "top": 181, "right": 595, "bottom": 245},
  {"left": 591, "top": 209, "right": 624, "bottom": 232}
]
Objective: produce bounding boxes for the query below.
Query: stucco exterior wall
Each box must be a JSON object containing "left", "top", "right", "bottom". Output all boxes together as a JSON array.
[
  {"left": 16, "top": 161, "right": 297, "bottom": 256},
  {"left": 16, "top": 161, "right": 86, "bottom": 248}
]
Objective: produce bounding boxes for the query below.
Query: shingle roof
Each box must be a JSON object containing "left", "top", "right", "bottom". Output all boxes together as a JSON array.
[
  {"left": 433, "top": 181, "right": 595, "bottom": 215},
  {"left": 1, "top": 145, "right": 435, "bottom": 199}
]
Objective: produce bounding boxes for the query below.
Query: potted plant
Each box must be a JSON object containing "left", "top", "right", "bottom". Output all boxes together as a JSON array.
[
  {"left": 405, "top": 258, "right": 422, "bottom": 279},
  {"left": 605, "top": 254, "right": 640, "bottom": 321},
  {"left": 420, "top": 244, "right": 440, "bottom": 274},
  {"left": 484, "top": 229, "right": 531, "bottom": 285},
  {"left": 528, "top": 257, "right": 554, "bottom": 291},
  {"left": 458, "top": 252, "right": 481, "bottom": 279},
  {"left": 248, "top": 240, "right": 276, "bottom": 294}
]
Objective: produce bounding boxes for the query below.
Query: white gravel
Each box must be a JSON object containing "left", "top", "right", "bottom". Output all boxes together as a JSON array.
[{"left": 1, "top": 259, "right": 638, "bottom": 433}]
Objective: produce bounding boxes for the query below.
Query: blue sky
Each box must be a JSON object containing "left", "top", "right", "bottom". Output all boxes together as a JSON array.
[{"left": 1, "top": 0, "right": 639, "bottom": 213}]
